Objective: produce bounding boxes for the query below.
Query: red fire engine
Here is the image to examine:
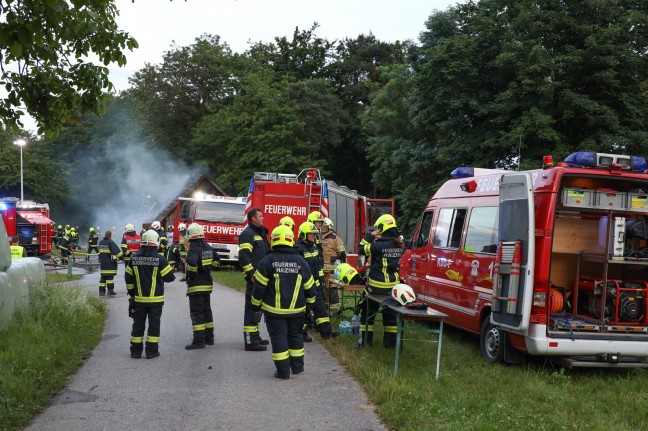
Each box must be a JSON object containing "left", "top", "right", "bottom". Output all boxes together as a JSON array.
[
  {"left": 0, "top": 197, "right": 54, "bottom": 256},
  {"left": 245, "top": 168, "right": 394, "bottom": 266},
  {"left": 401, "top": 152, "right": 648, "bottom": 368},
  {"left": 174, "top": 194, "right": 246, "bottom": 263}
]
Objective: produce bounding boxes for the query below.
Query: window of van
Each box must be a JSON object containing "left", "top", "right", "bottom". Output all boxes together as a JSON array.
[
  {"left": 414, "top": 211, "right": 434, "bottom": 248},
  {"left": 434, "top": 208, "right": 466, "bottom": 249},
  {"left": 464, "top": 206, "right": 499, "bottom": 254}
]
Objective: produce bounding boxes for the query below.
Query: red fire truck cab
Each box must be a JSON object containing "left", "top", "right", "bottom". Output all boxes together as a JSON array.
[
  {"left": 245, "top": 168, "right": 394, "bottom": 265},
  {"left": 0, "top": 198, "right": 54, "bottom": 256},
  {"left": 401, "top": 152, "right": 648, "bottom": 368},
  {"left": 174, "top": 195, "right": 246, "bottom": 263}
]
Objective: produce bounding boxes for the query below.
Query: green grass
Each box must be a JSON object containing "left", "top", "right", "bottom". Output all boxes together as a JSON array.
[
  {"left": 213, "top": 267, "right": 246, "bottom": 293},
  {"left": 45, "top": 273, "right": 83, "bottom": 283},
  {"left": 0, "top": 283, "right": 105, "bottom": 431},
  {"left": 212, "top": 274, "right": 648, "bottom": 431}
]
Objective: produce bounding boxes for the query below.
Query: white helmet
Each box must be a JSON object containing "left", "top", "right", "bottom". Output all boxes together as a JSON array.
[
  {"left": 178, "top": 223, "right": 187, "bottom": 232},
  {"left": 151, "top": 221, "right": 161, "bottom": 230},
  {"left": 323, "top": 218, "right": 334, "bottom": 229},
  {"left": 141, "top": 229, "right": 160, "bottom": 247},
  {"left": 125, "top": 223, "right": 135, "bottom": 232},
  {"left": 187, "top": 223, "right": 204, "bottom": 239},
  {"left": 391, "top": 283, "right": 417, "bottom": 305}
]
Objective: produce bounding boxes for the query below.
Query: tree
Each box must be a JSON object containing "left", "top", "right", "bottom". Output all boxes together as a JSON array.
[
  {"left": 412, "top": 0, "right": 648, "bottom": 174},
  {"left": 0, "top": 0, "right": 138, "bottom": 136}
]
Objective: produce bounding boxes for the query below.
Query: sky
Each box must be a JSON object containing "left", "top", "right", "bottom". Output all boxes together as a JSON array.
[{"left": 109, "top": 0, "right": 462, "bottom": 91}]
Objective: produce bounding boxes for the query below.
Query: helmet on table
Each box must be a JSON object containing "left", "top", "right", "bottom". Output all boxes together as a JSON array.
[
  {"left": 270, "top": 225, "right": 295, "bottom": 248},
  {"left": 391, "top": 283, "right": 417, "bottom": 305}
]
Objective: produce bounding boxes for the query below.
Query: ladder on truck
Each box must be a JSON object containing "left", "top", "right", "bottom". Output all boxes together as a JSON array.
[{"left": 302, "top": 168, "right": 323, "bottom": 215}]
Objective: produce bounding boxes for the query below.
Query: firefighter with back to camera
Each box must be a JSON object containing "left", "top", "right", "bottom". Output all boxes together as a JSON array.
[
  {"left": 251, "top": 224, "right": 316, "bottom": 379},
  {"left": 238, "top": 207, "right": 270, "bottom": 351},
  {"left": 125, "top": 229, "right": 175, "bottom": 359},
  {"left": 184, "top": 223, "right": 221, "bottom": 350},
  {"left": 58, "top": 229, "right": 72, "bottom": 264},
  {"left": 98, "top": 230, "right": 124, "bottom": 296},
  {"left": 320, "top": 217, "right": 345, "bottom": 309},
  {"left": 121, "top": 223, "right": 141, "bottom": 265},
  {"left": 296, "top": 221, "right": 336, "bottom": 341},
  {"left": 87, "top": 227, "right": 99, "bottom": 261},
  {"left": 358, "top": 214, "right": 404, "bottom": 348},
  {"left": 177, "top": 222, "right": 189, "bottom": 280},
  {"left": 150, "top": 220, "right": 168, "bottom": 255}
]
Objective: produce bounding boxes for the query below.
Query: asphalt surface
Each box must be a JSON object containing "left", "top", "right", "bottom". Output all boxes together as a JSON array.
[{"left": 25, "top": 266, "right": 386, "bottom": 431}]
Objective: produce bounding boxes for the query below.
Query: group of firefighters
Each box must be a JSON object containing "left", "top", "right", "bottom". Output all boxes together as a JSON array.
[{"left": 48, "top": 207, "right": 403, "bottom": 379}]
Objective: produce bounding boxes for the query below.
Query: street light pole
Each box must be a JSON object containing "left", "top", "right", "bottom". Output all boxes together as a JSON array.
[{"left": 13, "top": 138, "right": 27, "bottom": 203}]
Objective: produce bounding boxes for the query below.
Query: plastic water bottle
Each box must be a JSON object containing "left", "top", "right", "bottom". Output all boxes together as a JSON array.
[
  {"left": 351, "top": 314, "right": 358, "bottom": 335},
  {"left": 338, "top": 321, "right": 351, "bottom": 334}
]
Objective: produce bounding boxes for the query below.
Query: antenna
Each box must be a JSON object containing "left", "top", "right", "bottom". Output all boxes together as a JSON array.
[{"left": 517, "top": 135, "right": 522, "bottom": 171}]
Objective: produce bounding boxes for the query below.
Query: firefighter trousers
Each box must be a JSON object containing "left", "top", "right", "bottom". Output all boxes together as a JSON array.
[
  {"left": 131, "top": 303, "right": 163, "bottom": 355},
  {"left": 312, "top": 283, "right": 332, "bottom": 336},
  {"left": 188, "top": 293, "right": 214, "bottom": 344},
  {"left": 243, "top": 279, "right": 262, "bottom": 344},
  {"left": 99, "top": 275, "right": 114, "bottom": 294},
  {"left": 360, "top": 299, "right": 397, "bottom": 348},
  {"left": 87, "top": 246, "right": 99, "bottom": 257},
  {"left": 265, "top": 314, "right": 305, "bottom": 377}
]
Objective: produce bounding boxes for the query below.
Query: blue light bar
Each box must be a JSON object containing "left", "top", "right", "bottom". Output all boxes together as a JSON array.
[
  {"left": 564, "top": 152, "right": 597, "bottom": 168},
  {"left": 450, "top": 167, "right": 475, "bottom": 179},
  {"left": 631, "top": 156, "right": 647, "bottom": 172}
]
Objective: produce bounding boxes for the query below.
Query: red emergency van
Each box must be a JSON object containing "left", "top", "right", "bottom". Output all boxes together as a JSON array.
[
  {"left": 0, "top": 197, "right": 54, "bottom": 256},
  {"left": 401, "top": 152, "right": 648, "bottom": 368}
]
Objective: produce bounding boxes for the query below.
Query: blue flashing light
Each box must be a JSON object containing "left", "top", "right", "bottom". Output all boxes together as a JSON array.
[
  {"left": 564, "top": 152, "right": 597, "bottom": 168},
  {"left": 450, "top": 167, "right": 475, "bottom": 179},
  {"left": 0, "top": 202, "right": 6, "bottom": 211},
  {"left": 322, "top": 182, "right": 328, "bottom": 199},
  {"left": 631, "top": 156, "right": 647, "bottom": 172},
  {"left": 247, "top": 178, "right": 255, "bottom": 194}
]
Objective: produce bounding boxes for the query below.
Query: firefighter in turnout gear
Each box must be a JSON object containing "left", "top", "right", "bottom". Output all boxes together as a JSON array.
[
  {"left": 296, "top": 221, "right": 335, "bottom": 341},
  {"left": 320, "top": 217, "right": 345, "bottom": 308},
  {"left": 358, "top": 214, "right": 404, "bottom": 348},
  {"left": 252, "top": 225, "right": 316, "bottom": 379},
  {"left": 58, "top": 230, "right": 72, "bottom": 263},
  {"left": 238, "top": 207, "right": 270, "bottom": 351},
  {"left": 98, "top": 231, "right": 123, "bottom": 296},
  {"left": 87, "top": 227, "right": 99, "bottom": 261},
  {"left": 150, "top": 220, "right": 168, "bottom": 255},
  {"left": 177, "top": 222, "right": 188, "bottom": 280},
  {"left": 125, "top": 230, "right": 175, "bottom": 359},
  {"left": 121, "top": 223, "right": 141, "bottom": 264},
  {"left": 55, "top": 225, "right": 64, "bottom": 246},
  {"left": 184, "top": 223, "right": 221, "bottom": 349}
]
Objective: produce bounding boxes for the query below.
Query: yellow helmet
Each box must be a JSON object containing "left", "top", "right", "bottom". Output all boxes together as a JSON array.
[
  {"left": 58, "top": 225, "right": 62, "bottom": 229},
  {"left": 298, "top": 221, "right": 319, "bottom": 241},
  {"left": 374, "top": 214, "right": 397, "bottom": 233},
  {"left": 307, "top": 211, "right": 324, "bottom": 223},
  {"left": 279, "top": 216, "right": 295, "bottom": 230},
  {"left": 89, "top": 227, "right": 94, "bottom": 232},
  {"left": 271, "top": 225, "right": 295, "bottom": 248},
  {"left": 334, "top": 263, "right": 358, "bottom": 284}
]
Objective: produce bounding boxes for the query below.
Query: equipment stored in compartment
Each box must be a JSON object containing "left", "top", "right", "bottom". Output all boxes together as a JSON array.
[{"left": 577, "top": 277, "right": 647, "bottom": 324}]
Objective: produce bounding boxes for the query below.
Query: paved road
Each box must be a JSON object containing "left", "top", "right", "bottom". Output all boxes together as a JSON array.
[{"left": 25, "top": 267, "right": 385, "bottom": 431}]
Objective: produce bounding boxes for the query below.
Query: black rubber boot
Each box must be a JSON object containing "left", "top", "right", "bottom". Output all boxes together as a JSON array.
[{"left": 185, "top": 343, "right": 205, "bottom": 350}]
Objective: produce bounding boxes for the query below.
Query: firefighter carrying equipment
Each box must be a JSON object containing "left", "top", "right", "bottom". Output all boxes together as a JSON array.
[
  {"left": 298, "top": 221, "right": 319, "bottom": 241},
  {"left": 270, "top": 225, "right": 295, "bottom": 248},
  {"left": 279, "top": 216, "right": 295, "bottom": 231},
  {"left": 187, "top": 223, "right": 204, "bottom": 239},
  {"left": 374, "top": 214, "right": 397, "bottom": 233}
]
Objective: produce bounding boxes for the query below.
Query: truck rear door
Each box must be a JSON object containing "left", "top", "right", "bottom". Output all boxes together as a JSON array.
[{"left": 491, "top": 173, "right": 535, "bottom": 334}]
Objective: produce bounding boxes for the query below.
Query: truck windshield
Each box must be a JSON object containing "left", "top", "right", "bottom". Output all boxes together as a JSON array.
[{"left": 194, "top": 202, "right": 244, "bottom": 224}]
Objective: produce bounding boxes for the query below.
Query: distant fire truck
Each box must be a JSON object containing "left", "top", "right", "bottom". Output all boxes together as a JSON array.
[
  {"left": 173, "top": 195, "right": 246, "bottom": 263},
  {"left": 245, "top": 168, "right": 394, "bottom": 266},
  {"left": 0, "top": 197, "right": 54, "bottom": 256}
]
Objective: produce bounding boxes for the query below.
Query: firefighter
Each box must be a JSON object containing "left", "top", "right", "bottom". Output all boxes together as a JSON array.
[
  {"left": 184, "top": 223, "right": 221, "bottom": 349},
  {"left": 177, "top": 222, "right": 188, "bottom": 280},
  {"left": 54, "top": 224, "right": 64, "bottom": 247},
  {"left": 320, "top": 217, "right": 345, "bottom": 309},
  {"left": 69, "top": 227, "right": 79, "bottom": 252},
  {"left": 125, "top": 229, "right": 175, "bottom": 359},
  {"left": 150, "top": 221, "right": 168, "bottom": 255},
  {"left": 98, "top": 230, "right": 123, "bottom": 296},
  {"left": 238, "top": 207, "right": 270, "bottom": 351},
  {"left": 358, "top": 214, "right": 404, "bottom": 348},
  {"left": 251, "top": 225, "right": 316, "bottom": 379},
  {"left": 58, "top": 229, "right": 72, "bottom": 264},
  {"left": 10, "top": 236, "right": 26, "bottom": 258},
  {"left": 121, "top": 223, "right": 141, "bottom": 264},
  {"left": 166, "top": 239, "right": 182, "bottom": 271},
  {"left": 87, "top": 227, "right": 99, "bottom": 261},
  {"left": 296, "top": 221, "right": 335, "bottom": 341}
]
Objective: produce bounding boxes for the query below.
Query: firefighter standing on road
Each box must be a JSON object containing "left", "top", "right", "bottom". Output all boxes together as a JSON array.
[
  {"left": 125, "top": 229, "right": 175, "bottom": 359},
  {"left": 320, "top": 217, "right": 345, "bottom": 309},
  {"left": 121, "top": 224, "right": 141, "bottom": 264},
  {"left": 358, "top": 214, "right": 404, "bottom": 348},
  {"left": 178, "top": 223, "right": 189, "bottom": 280},
  {"left": 87, "top": 227, "right": 99, "bottom": 261},
  {"left": 59, "top": 229, "right": 72, "bottom": 264},
  {"left": 98, "top": 230, "right": 123, "bottom": 296},
  {"left": 252, "top": 225, "right": 316, "bottom": 379},
  {"left": 184, "top": 223, "right": 221, "bottom": 350},
  {"left": 238, "top": 207, "right": 270, "bottom": 351},
  {"left": 296, "top": 221, "right": 335, "bottom": 341},
  {"left": 150, "top": 221, "right": 168, "bottom": 255}
]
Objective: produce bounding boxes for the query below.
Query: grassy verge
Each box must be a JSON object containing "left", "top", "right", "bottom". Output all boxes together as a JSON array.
[
  {"left": 45, "top": 273, "right": 83, "bottom": 283},
  {"left": 212, "top": 274, "right": 648, "bottom": 431},
  {"left": 0, "top": 283, "right": 105, "bottom": 431},
  {"left": 213, "top": 267, "right": 246, "bottom": 294}
]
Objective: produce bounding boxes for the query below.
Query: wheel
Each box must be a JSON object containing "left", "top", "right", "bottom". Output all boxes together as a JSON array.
[{"left": 480, "top": 317, "right": 505, "bottom": 363}]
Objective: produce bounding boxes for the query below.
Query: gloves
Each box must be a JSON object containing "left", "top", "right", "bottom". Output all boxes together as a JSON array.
[
  {"left": 111, "top": 254, "right": 118, "bottom": 262},
  {"left": 128, "top": 297, "right": 135, "bottom": 318}
]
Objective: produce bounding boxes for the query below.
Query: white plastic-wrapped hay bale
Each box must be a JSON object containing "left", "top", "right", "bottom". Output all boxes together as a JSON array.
[
  {"left": 0, "top": 258, "right": 45, "bottom": 330},
  {"left": 0, "top": 272, "right": 12, "bottom": 329},
  {"left": 0, "top": 217, "right": 11, "bottom": 271}
]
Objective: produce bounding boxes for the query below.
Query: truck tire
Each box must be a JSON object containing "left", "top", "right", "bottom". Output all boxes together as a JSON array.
[{"left": 480, "top": 317, "right": 505, "bottom": 363}]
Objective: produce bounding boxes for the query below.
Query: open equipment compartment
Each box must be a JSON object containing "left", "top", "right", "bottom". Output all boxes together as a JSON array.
[{"left": 549, "top": 174, "right": 648, "bottom": 337}]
